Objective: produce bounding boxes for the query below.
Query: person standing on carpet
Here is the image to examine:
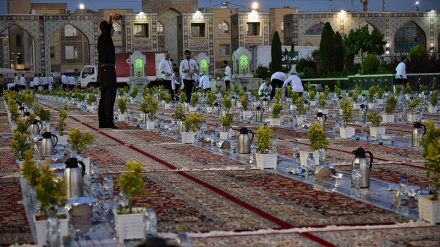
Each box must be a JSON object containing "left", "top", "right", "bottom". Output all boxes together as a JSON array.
[
  {"left": 394, "top": 56, "right": 408, "bottom": 96},
  {"left": 159, "top": 52, "right": 175, "bottom": 101},
  {"left": 97, "top": 12, "right": 121, "bottom": 129},
  {"left": 223, "top": 60, "right": 231, "bottom": 91},
  {"left": 180, "top": 50, "right": 199, "bottom": 103}
]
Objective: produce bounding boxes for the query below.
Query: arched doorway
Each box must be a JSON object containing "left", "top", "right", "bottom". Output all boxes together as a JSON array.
[
  {"left": 1, "top": 24, "right": 35, "bottom": 72},
  {"left": 302, "top": 22, "right": 324, "bottom": 46},
  {"left": 394, "top": 21, "right": 426, "bottom": 53},
  {"left": 158, "top": 8, "right": 181, "bottom": 63}
]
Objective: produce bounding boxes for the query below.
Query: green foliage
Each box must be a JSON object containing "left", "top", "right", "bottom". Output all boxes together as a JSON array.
[
  {"left": 340, "top": 97, "right": 353, "bottom": 125},
  {"left": 308, "top": 121, "right": 330, "bottom": 151},
  {"left": 240, "top": 95, "right": 249, "bottom": 111},
  {"left": 318, "top": 22, "right": 335, "bottom": 75},
  {"left": 363, "top": 54, "right": 380, "bottom": 74},
  {"left": 318, "top": 93, "right": 327, "bottom": 108},
  {"left": 10, "top": 130, "right": 31, "bottom": 160},
  {"left": 430, "top": 90, "right": 439, "bottom": 107},
  {"left": 206, "top": 91, "right": 216, "bottom": 107},
  {"left": 367, "top": 111, "right": 381, "bottom": 127},
  {"left": 67, "top": 127, "right": 94, "bottom": 152},
  {"left": 221, "top": 110, "right": 234, "bottom": 127},
  {"left": 86, "top": 93, "right": 97, "bottom": 105},
  {"left": 183, "top": 113, "right": 205, "bottom": 132},
  {"left": 174, "top": 103, "right": 185, "bottom": 120},
  {"left": 271, "top": 102, "right": 283, "bottom": 118},
  {"left": 117, "top": 96, "right": 127, "bottom": 114},
  {"left": 405, "top": 83, "right": 412, "bottom": 94},
  {"left": 385, "top": 94, "right": 397, "bottom": 114},
  {"left": 190, "top": 92, "right": 198, "bottom": 107},
  {"left": 271, "top": 31, "right": 282, "bottom": 73},
  {"left": 421, "top": 120, "right": 440, "bottom": 200},
  {"left": 408, "top": 97, "right": 421, "bottom": 113},
  {"left": 409, "top": 44, "right": 429, "bottom": 68},
  {"left": 377, "top": 87, "right": 384, "bottom": 99},
  {"left": 179, "top": 91, "right": 186, "bottom": 104},
  {"left": 303, "top": 67, "right": 317, "bottom": 78},
  {"left": 334, "top": 31, "right": 345, "bottom": 73},
  {"left": 140, "top": 94, "right": 159, "bottom": 120},
  {"left": 295, "top": 96, "right": 307, "bottom": 115},
  {"left": 21, "top": 150, "right": 65, "bottom": 217},
  {"left": 254, "top": 65, "right": 271, "bottom": 79},
  {"left": 58, "top": 104, "right": 68, "bottom": 136},
  {"left": 130, "top": 87, "right": 138, "bottom": 99},
  {"left": 35, "top": 105, "right": 51, "bottom": 122},
  {"left": 223, "top": 95, "right": 232, "bottom": 110},
  {"left": 255, "top": 125, "right": 273, "bottom": 154},
  {"left": 368, "top": 85, "right": 377, "bottom": 101},
  {"left": 117, "top": 160, "right": 146, "bottom": 213}
]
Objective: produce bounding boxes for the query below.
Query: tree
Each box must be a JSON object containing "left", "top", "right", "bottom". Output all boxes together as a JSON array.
[
  {"left": 318, "top": 22, "right": 335, "bottom": 75},
  {"left": 271, "top": 31, "right": 282, "bottom": 73},
  {"left": 334, "top": 31, "right": 345, "bottom": 73},
  {"left": 409, "top": 44, "right": 429, "bottom": 73}
]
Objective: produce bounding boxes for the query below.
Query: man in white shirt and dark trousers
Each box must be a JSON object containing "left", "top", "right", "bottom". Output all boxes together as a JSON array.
[
  {"left": 394, "top": 56, "right": 408, "bottom": 96},
  {"left": 270, "top": 71, "right": 287, "bottom": 100},
  {"left": 198, "top": 73, "right": 211, "bottom": 93},
  {"left": 19, "top": 74, "right": 26, "bottom": 90},
  {"left": 179, "top": 50, "right": 199, "bottom": 103},
  {"left": 159, "top": 52, "right": 174, "bottom": 101},
  {"left": 223, "top": 60, "right": 231, "bottom": 91},
  {"left": 283, "top": 72, "right": 304, "bottom": 97}
]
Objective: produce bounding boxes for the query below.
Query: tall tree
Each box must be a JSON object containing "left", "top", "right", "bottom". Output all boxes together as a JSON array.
[
  {"left": 334, "top": 31, "right": 345, "bottom": 73},
  {"left": 271, "top": 31, "right": 282, "bottom": 73},
  {"left": 318, "top": 22, "right": 335, "bottom": 75}
]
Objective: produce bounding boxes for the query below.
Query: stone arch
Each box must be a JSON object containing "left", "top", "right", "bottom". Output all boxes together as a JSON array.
[
  {"left": 2, "top": 24, "right": 37, "bottom": 71},
  {"left": 394, "top": 21, "right": 427, "bottom": 53},
  {"left": 357, "top": 21, "right": 382, "bottom": 35},
  {"left": 303, "top": 22, "right": 324, "bottom": 36},
  {"left": 158, "top": 8, "right": 181, "bottom": 59}
]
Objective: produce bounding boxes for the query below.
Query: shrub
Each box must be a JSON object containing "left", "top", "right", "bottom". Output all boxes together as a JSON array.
[{"left": 362, "top": 54, "right": 380, "bottom": 74}]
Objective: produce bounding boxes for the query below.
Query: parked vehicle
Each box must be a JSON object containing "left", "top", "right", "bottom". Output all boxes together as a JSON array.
[{"left": 78, "top": 51, "right": 165, "bottom": 88}]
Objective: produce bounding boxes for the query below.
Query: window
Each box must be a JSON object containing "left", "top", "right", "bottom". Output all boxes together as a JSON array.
[
  {"left": 231, "top": 21, "right": 238, "bottom": 38},
  {"left": 285, "top": 22, "right": 291, "bottom": 38},
  {"left": 157, "top": 22, "right": 164, "bottom": 35},
  {"left": 113, "top": 22, "right": 122, "bottom": 36},
  {"left": 65, "top": 46, "right": 78, "bottom": 59},
  {"left": 191, "top": 23, "right": 206, "bottom": 38},
  {"left": 50, "top": 46, "right": 55, "bottom": 59},
  {"left": 64, "top": 25, "right": 78, "bottom": 37},
  {"left": 219, "top": 44, "right": 230, "bottom": 56},
  {"left": 15, "top": 35, "right": 22, "bottom": 47},
  {"left": 133, "top": 23, "right": 149, "bottom": 38},
  {"left": 247, "top": 22, "right": 260, "bottom": 36},
  {"left": 218, "top": 21, "right": 229, "bottom": 34}
]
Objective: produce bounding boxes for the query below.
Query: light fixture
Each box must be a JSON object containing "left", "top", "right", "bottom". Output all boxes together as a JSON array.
[
  {"left": 79, "top": 4, "right": 85, "bottom": 10},
  {"left": 251, "top": 2, "right": 259, "bottom": 11},
  {"left": 338, "top": 10, "right": 347, "bottom": 19},
  {"left": 415, "top": 1, "right": 419, "bottom": 11}
]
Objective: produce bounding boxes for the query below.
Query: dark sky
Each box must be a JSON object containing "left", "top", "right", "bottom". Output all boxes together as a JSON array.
[{"left": 0, "top": 0, "right": 439, "bottom": 13}]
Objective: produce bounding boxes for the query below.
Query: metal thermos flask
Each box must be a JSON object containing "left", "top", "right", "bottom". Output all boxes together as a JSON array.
[
  {"left": 412, "top": 122, "right": 426, "bottom": 147},
  {"left": 64, "top": 157, "right": 86, "bottom": 198},
  {"left": 238, "top": 127, "right": 254, "bottom": 154},
  {"left": 352, "top": 147, "right": 374, "bottom": 188}
]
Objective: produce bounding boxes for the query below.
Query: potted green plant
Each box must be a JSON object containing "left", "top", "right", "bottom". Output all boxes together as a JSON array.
[
  {"left": 117, "top": 96, "right": 128, "bottom": 121},
  {"left": 86, "top": 93, "right": 97, "bottom": 106},
  {"left": 174, "top": 103, "right": 185, "bottom": 134},
  {"left": 419, "top": 120, "right": 440, "bottom": 224},
  {"left": 129, "top": 86, "right": 138, "bottom": 101},
  {"left": 255, "top": 125, "right": 277, "bottom": 169},
  {"left": 67, "top": 127, "right": 94, "bottom": 154},
  {"left": 140, "top": 93, "right": 159, "bottom": 129},
  {"left": 189, "top": 92, "right": 199, "bottom": 111},
  {"left": 240, "top": 95, "right": 249, "bottom": 111},
  {"left": 220, "top": 110, "right": 233, "bottom": 139},
  {"left": 206, "top": 91, "right": 216, "bottom": 108},
  {"left": 367, "top": 85, "right": 377, "bottom": 108},
  {"left": 57, "top": 104, "right": 68, "bottom": 139},
  {"left": 383, "top": 93, "right": 397, "bottom": 123},
  {"left": 10, "top": 130, "right": 31, "bottom": 164},
  {"left": 304, "top": 121, "right": 329, "bottom": 167},
  {"left": 407, "top": 97, "right": 421, "bottom": 122},
  {"left": 20, "top": 150, "right": 68, "bottom": 244},
  {"left": 318, "top": 93, "right": 327, "bottom": 113},
  {"left": 404, "top": 82, "right": 412, "bottom": 96},
  {"left": 340, "top": 97, "right": 355, "bottom": 138},
  {"left": 428, "top": 90, "right": 439, "bottom": 113},
  {"left": 376, "top": 87, "right": 384, "bottom": 104},
  {"left": 270, "top": 102, "right": 283, "bottom": 126},
  {"left": 223, "top": 95, "right": 232, "bottom": 111},
  {"left": 114, "top": 160, "right": 147, "bottom": 243},
  {"left": 182, "top": 113, "right": 205, "bottom": 144},
  {"left": 164, "top": 93, "right": 172, "bottom": 109},
  {"left": 367, "top": 111, "right": 386, "bottom": 139}
]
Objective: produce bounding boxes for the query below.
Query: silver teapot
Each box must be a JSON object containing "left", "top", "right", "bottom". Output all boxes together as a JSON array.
[
  {"left": 254, "top": 106, "right": 265, "bottom": 122},
  {"left": 316, "top": 112, "right": 327, "bottom": 130},
  {"left": 40, "top": 131, "right": 58, "bottom": 157},
  {"left": 238, "top": 127, "right": 254, "bottom": 154},
  {"left": 64, "top": 157, "right": 85, "bottom": 198},
  {"left": 29, "top": 119, "right": 43, "bottom": 135},
  {"left": 352, "top": 147, "right": 373, "bottom": 188},
  {"left": 412, "top": 122, "right": 426, "bottom": 148},
  {"left": 213, "top": 102, "right": 221, "bottom": 116},
  {"left": 359, "top": 104, "right": 368, "bottom": 122}
]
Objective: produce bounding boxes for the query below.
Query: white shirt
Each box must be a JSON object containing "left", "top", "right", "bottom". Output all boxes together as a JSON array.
[
  {"left": 198, "top": 75, "right": 211, "bottom": 90},
  {"left": 19, "top": 76, "right": 26, "bottom": 86},
  {"left": 13, "top": 75, "right": 19, "bottom": 85},
  {"left": 258, "top": 83, "right": 272, "bottom": 97},
  {"left": 179, "top": 58, "right": 199, "bottom": 80},
  {"left": 68, "top": 76, "right": 76, "bottom": 85},
  {"left": 271, "top": 71, "right": 287, "bottom": 82},
  {"left": 224, "top": 65, "right": 231, "bottom": 81},
  {"left": 42, "top": 76, "right": 48, "bottom": 85},
  {"left": 32, "top": 76, "right": 39, "bottom": 87},
  {"left": 283, "top": 75, "right": 304, "bottom": 93},
  {"left": 395, "top": 61, "right": 407, "bottom": 79},
  {"left": 159, "top": 59, "right": 173, "bottom": 80},
  {"left": 48, "top": 75, "right": 54, "bottom": 84},
  {"left": 171, "top": 73, "right": 180, "bottom": 90},
  {"left": 61, "top": 75, "right": 67, "bottom": 85}
]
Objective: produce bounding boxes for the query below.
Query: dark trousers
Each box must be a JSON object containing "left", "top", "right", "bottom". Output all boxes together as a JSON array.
[
  {"left": 270, "top": 79, "right": 283, "bottom": 100},
  {"left": 163, "top": 80, "right": 175, "bottom": 101},
  {"left": 183, "top": 79, "right": 194, "bottom": 103},
  {"left": 224, "top": 80, "right": 230, "bottom": 91},
  {"left": 98, "top": 66, "right": 117, "bottom": 126}
]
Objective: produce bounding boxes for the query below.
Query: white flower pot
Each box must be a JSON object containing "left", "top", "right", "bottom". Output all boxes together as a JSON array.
[
  {"left": 164, "top": 103, "right": 171, "bottom": 109},
  {"left": 407, "top": 113, "right": 418, "bottom": 123},
  {"left": 181, "top": 131, "right": 195, "bottom": 144},
  {"left": 428, "top": 105, "right": 438, "bottom": 114},
  {"left": 309, "top": 100, "right": 316, "bottom": 106},
  {"left": 146, "top": 121, "right": 155, "bottom": 130},
  {"left": 113, "top": 208, "right": 145, "bottom": 244},
  {"left": 289, "top": 104, "right": 297, "bottom": 111},
  {"left": 340, "top": 127, "right": 355, "bottom": 139},
  {"left": 270, "top": 117, "right": 281, "bottom": 126},
  {"left": 87, "top": 105, "right": 94, "bottom": 112},
  {"left": 352, "top": 103, "right": 360, "bottom": 110},
  {"left": 82, "top": 157, "right": 91, "bottom": 175},
  {"left": 368, "top": 102, "right": 375, "bottom": 109},
  {"left": 300, "top": 151, "right": 318, "bottom": 168},
  {"left": 381, "top": 114, "right": 394, "bottom": 123},
  {"left": 118, "top": 114, "right": 125, "bottom": 122},
  {"left": 57, "top": 135, "right": 68, "bottom": 145},
  {"left": 369, "top": 126, "right": 386, "bottom": 139},
  {"left": 33, "top": 213, "right": 69, "bottom": 247},
  {"left": 376, "top": 99, "right": 384, "bottom": 105},
  {"left": 219, "top": 131, "right": 229, "bottom": 140},
  {"left": 189, "top": 106, "right": 198, "bottom": 112},
  {"left": 256, "top": 153, "right": 277, "bottom": 170},
  {"left": 418, "top": 195, "right": 440, "bottom": 225},
  {"left": 317, "top": 109, "right": 328, "bottom": 114},
  {"left": 296, "top": 116, "right": 305, "bottom": 125}
]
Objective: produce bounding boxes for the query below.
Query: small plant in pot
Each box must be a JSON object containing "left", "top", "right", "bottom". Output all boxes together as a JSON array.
[
  {"left": 223, "top": 95, "right": 232, "bottom": 111},
  {"left": 116, "top": 160, "right": 146, "bottom": 214},
  {"left": 221, "top": 110, "right": 233, "bottom": 131},
  {"left": 428, "top": 90, "right": 439, "bottom": 113},
  {"left": 408, "top": 97, "right": 421, "bottom": 119},
  {"left": 183, "top": 113, "right": 205, "bottom": 132},
  {"left": 117, "top": 96, "right": 128, "bottom": 116},
  {"left": 140, "top": 93, "right": 159, "bottom": 121},
  {"left": 419, "top": 120, "right": 440, "bottom": 224},
  {"left": 67, "top": 127, "right": 94, "bottom": 154},
  {"left": 58, "top": 104, "right": 68, "bottom": 136},
  {"left": 190, "top": 92, "right": 199, "bottom": 108},
  {"left": 307, "top": 121, "right": 329, "bottom": 166},
  {"left": 240, "top": 95, "right": 249, "bottom": 111},
  {"left": 255, "top": 125, "right": 277, "bottom": 169},
  {"left": 339, "top": 97, "right": 355, "bottom": 138},
  {"left": 367, "top": 111, "right": 386, "bottom": 139},
  {"left": 383, "top": 93, "right": 397, "bottom": 123},
  {"left": 129, "top": 86, "right": 138, "bottom": 100},
  {"left": 206, "top": 91, "right": 216, "bottom": 107},
  {"left": 10, "top": 129, "right": 32, "bottom": 161},
  {"left": 86, "top": 93, "right": 97, "bottom": 106}
]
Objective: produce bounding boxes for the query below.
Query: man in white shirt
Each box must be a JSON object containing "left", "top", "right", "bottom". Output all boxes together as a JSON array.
[
  {"left": 283, "top": 73, "right": 304, "bottom": 96},
  {"left": 258, "top": 80, "right": 272, "bottom": 99},
  {"left": 31, "top": 74, "right": 39, "bottom": 90},
  {"left": 61, "top": 73, "right": 68, "bottom": 89},
  {"left": 179, "top": 50, "right": 199, "bottom": 103},
  {"left": 68, "top": 76, "right": 76, "bottom": 89},
  {"left": 159, "top": 52, "right": 174, "bottom": 100},
  {"left": 19, "top": 74, "right": 26, "bottom": 90},
  {"left": 394, "top": 56, "right": 408, "bottom": 95},
  {"left": 41, "top": 74, "right": 49, "bottom": 90},
  {"left": 223, "top": 60, "right": 231, "bottom": 91},
  {"left": 7, "top": 73, "right": 18, "bottom": 90},
  {"left": 270, "top": 71, "right": 287, "bottom": 100},
  {"left": 48, "top": 74, "right": 54, "bottom": 90},
  {"left": 198, "top": 73, "right": 211, "bottom": 92}
]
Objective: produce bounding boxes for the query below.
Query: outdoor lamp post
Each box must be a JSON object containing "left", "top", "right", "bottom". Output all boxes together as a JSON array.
[{"left": 415, "top": 1, "right": 419, "bottom": 11}]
